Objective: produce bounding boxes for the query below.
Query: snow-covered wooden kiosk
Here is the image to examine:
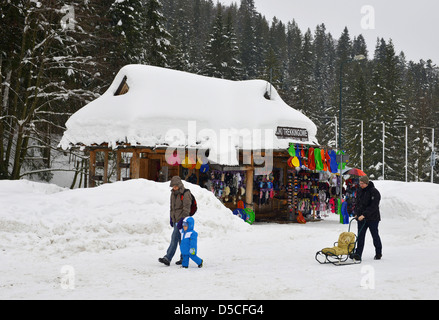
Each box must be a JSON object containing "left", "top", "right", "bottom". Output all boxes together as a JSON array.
[{"left": 59, "top": 65, "right": 319, "bottom": 217}]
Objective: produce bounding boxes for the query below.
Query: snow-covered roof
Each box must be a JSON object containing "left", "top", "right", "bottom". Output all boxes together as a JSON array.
[{"left": 59, "top": 65, "right": 318, "bottom": 164}]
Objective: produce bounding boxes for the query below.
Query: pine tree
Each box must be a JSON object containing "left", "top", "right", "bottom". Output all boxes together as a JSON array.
[
  {"left": 223, "top": 9, "right": 243, "bottom": 80},
  {"left": 297, "top": 28, "right": 317, "bottom": 116},
  {"left": 405, "top": 59, "right": 439, "bottom": 182},
  {"left": 201, "top": 5, "right": 242, "bottom": 79},
  {"left": 166, "top": 0, "right": 192, "bottom": 71},
  {"left": 366, "top": 39, "right": 406, "bottom": 180},
  {"left": 202, "top": 5, "right": 226, "bottom": 78},
  {"left": 262, "top": 17, "right": 287, "bottom": 94},
  {"left": 144, "top": 0, "right": 172, "bottom": 67},
  {"left": 253, "top": 13, "right": 269, "bottom": 79},
  {"left": 285, "top": 20, "right": 303, "bottom": 110},
  {"left": 188, "top": 0, "right": 215, "bottom": 72},
  {"left": 328, "top": 27, "right": 354, "bottom": 152},
  {"left": 364, "top": 39, "right": 388, "bottom": 179},
  {"left": 343, "top": 35, "right": 369, "bottom": 170},
  {"left": 108, "top": 0, "right": 147, "bottom": 66},
  {"left": 313, "top": 24, "right": 335, "bottom": 111},
  {"left": 237, "top": 0, "right": 257, "bottom": 79},
  {"left": 430, "top": 63, "right": 439, "bottom": 183},
  {"left": 311, "top": 24, "right": 337, "bottom": 148}
]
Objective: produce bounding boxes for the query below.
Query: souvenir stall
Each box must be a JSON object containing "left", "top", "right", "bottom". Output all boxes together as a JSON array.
[
  {"left": 169, "top": 142, "right": 351, "bottom": 224},
  {"left": 204, "top": 170, "right": 247, "bottom": 208},
  {"left": 249, "top": 144, "right": 349, "bottom": 223}
]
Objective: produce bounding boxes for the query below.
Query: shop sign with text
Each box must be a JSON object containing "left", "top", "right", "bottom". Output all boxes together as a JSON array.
[{"left": 275, "top": 127, "right": 309, "bottom": 141}]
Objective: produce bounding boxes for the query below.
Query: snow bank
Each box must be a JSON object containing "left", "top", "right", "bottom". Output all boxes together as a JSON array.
[
  {"left": 374, "top": 180, "right": 439, "bottom": 243},
  {"left": 0, "top": 179, "right": 249, "bottom": 257},
  {"left": 375, "top": 180, "right": 439, "bottom": 220},
  {"left": 0, "top": 179, "right": 66, "bottom": 195}
]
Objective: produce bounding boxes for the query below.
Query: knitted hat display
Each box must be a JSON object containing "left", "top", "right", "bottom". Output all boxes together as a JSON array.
[
  {"left": 287, "top": 145, "right": 300, "bottom": 168},
  {"left": 288, "top": 156, "right": 299, "bottom": 168},
  {"left": 182, "top": 156, "right": 196, "bottom": 169},
  {"left": 200, "top": 163, "right": 209, "bottom": 173},
  {"left": 325, "top": 150, "right": 331, "bottom": 172},
  {"left": 314, "top": 148, "right": 324, "bottom": 171},
  {"left": 321, "top": 149, "right": 328, "bottom": 171},
  {"left": 288, "top": 144, "right": 296, "bottom": 157},
  {"left": 308, "top": 147, "right": 316, "bottom": 170},
  {"left": 295, "top": 144, "right": 302, "bottom": 166},
  {"left": 328, "top": 150, "right": 338, "bottom": 173},
  {"left": 195, "top": 157, "right": 203, "bottom": 170},
  {"left": 301, "top": 146, "right": 307, "bottom": 167},
  {"left": 292, "top": 156, "right": 300, "bottom": 167}
]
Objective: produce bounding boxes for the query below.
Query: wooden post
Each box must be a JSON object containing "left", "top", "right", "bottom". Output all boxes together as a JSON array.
[
  {"left": 131, "top": 149, "right": 140, "bottom": 179},
  {"left": 142, "top": 152, "right": 149, "bottom": 180},
  {"left": 245, "top": 153, "right": 254, "bottom": 209},
  {"left": 103, "top": 150, "right": 109, "bottom": 183},
  {"left": 116, "top": 150, "right": 121, "bottom": 182},
  {"left": 245, "top": 168, "right": 254, "bottom": 210},
  {"left": 89, "top": 150, "right": 96, "bottom": 188}
]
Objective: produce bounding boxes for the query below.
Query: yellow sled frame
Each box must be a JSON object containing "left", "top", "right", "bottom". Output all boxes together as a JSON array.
[{"left": 315, "top": 219, "right": 361, "bottom": 266}]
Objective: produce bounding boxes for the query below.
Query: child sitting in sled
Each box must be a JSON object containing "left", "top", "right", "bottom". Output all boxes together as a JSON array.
[{"left": 180, "top": 216, "right": 203, "bottom": 268}]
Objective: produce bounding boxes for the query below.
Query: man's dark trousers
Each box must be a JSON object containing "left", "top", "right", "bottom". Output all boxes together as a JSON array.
[{"left": 356, "top": 220, "right": 382, "bottom": 258}]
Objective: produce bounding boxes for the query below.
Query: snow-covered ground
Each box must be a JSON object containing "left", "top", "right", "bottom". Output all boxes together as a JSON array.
[{"left": 0, "top": 179, "right": 438, "bottom": 300}]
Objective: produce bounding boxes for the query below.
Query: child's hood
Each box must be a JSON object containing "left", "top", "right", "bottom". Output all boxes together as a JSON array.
[{"left": 183, "top": 216, "right": 195, "bottom": 231}]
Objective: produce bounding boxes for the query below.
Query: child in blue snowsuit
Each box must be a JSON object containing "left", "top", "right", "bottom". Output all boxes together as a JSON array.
[{"left": 180, "top": 216, "right": 203, "bottom": 268}]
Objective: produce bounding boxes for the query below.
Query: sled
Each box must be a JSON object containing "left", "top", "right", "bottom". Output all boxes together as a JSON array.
[{"left": 315, "top": 218, "right": 361, "bottom": 266}]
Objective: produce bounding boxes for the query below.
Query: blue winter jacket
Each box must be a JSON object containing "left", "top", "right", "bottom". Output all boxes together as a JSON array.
[{"left": 180, "top": 216, "right": 198, "bottom": 256}]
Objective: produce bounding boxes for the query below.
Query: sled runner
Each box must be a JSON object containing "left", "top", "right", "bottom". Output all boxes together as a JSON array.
[{"left": 315, "top": 218, "right": 361, "bottom": 266}]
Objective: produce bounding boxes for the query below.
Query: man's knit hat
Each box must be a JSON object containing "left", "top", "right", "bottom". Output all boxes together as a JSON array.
[
  {"left": 170, "top": 176, "right": 183, "bottom": 188},
  {"left": 359, "top": 175, "right": 369, "bottom": 185}
]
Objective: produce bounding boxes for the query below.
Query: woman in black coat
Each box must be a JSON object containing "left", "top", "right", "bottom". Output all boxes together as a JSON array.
[{"left": 352, "top": 175, "right": 383, "bottom": 261}]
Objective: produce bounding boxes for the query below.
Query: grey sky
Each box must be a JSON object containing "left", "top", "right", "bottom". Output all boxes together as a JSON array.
[{"left": 219, "top": 0, "right": 438, "bottom": 64}]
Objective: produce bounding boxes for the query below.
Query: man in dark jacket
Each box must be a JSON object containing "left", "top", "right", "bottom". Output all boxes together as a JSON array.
[
  {"left": 159, "top": 176, "right": 192, "bottom": 266},
  {"left": 352, "top": 175, "right": 383, "bottom": 261}
]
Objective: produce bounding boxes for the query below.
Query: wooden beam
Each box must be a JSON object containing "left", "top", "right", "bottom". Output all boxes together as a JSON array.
[
  {"left": 141, "top": 158, "right": 149, "bottom": 180},
  {"left": 103, "top": 150, "right": 109, "bottom": 183},
  {"left": 89, "top": 150, "right": 96, "bottom": 188},
  {"left": 148, "top": 153, "right": 165, "bottom": 160},
  {"left": 131, "top": 150, "right": 140, "bottom": 179},
  {"left": 245, "top": 153, "right": 254, "bottom": 209},
  {"left": 245, "top": 169, "right": 254, "bottom": 210},
  {"left": 116, "top": 150, "right": 121, "bottom": 182}
]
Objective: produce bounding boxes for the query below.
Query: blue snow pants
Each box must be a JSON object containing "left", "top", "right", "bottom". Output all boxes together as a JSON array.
[{"left": 182, "top": 254, "right": 202, "bottom": 268}]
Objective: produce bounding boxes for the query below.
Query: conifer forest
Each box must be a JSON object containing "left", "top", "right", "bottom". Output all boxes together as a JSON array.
[{"left": 1, "top": 0, "right": 438, "bottom": 183}]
